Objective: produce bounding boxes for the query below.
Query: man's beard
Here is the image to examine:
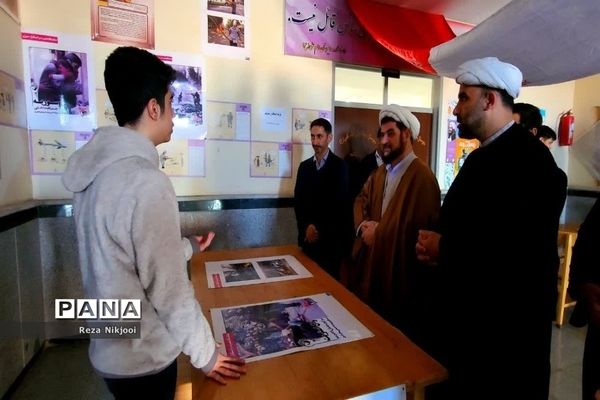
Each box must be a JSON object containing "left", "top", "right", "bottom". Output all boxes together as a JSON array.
[
  {"left": 382, "top": 146, "right": 402, "bottom": 164},
  {"left": 457, "top": 109, "right": 484, "bottom": 140},
  {"left": 457, "top": 123, "right": 477, "bottom": 140}
]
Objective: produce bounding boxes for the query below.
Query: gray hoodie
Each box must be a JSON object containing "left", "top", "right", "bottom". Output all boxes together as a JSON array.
[{"left": 62, "top": 126, "right": 216, "bottom": 377}]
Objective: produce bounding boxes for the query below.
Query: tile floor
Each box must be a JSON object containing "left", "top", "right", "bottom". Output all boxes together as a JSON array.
[{"left": 5, "top": 321, "right": 587, "bottom": 400}]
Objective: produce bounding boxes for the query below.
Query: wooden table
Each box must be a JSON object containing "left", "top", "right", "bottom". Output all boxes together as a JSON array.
[
  {"left": 556, "top": 224, "right": 579, "bottom": 327},
  {"left": 189, "top": 245, "right": 447, "bottom": 400}
]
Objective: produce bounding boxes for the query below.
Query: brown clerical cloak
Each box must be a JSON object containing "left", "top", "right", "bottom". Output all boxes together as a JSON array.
[{"left": 350, "top": 157, "right": 440, "bottom": 343}]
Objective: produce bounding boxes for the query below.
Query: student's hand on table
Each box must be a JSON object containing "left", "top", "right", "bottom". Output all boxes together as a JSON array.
[
  {"left": 207, "top": 352, "right": 247, "bottom": 384},
  {"left": 195, "top": 231, "right": 215, "bottom": 252},
  {"left": 416, "top": 230, "right": 440, "bottom": 266}
]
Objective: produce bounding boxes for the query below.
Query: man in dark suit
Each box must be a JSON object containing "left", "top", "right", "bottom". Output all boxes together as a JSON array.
[
  {"left": 294, "top": 118, "right": 352, "bottom": 279},
  {"left": 416, "top": 57, "right": 567, "bottom": 399},
  {"left": 569, "top": 198, "right": 600, "bottom": 400}
]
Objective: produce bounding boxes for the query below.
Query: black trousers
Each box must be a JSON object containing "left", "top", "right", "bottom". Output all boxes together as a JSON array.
[
  {"left": 104, "top": 359, "right": 177, "bottom": 400},
  {"left": 583, "top": 324, "right": 600, "bottom": 400}
]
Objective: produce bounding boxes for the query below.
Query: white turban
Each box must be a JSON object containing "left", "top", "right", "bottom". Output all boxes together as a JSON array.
[
  {"left": 455, "top": 57, "right": 523, "bottom": 99},
  {"left": 379, "top": 104, "right": 420, "bottom": 139}
]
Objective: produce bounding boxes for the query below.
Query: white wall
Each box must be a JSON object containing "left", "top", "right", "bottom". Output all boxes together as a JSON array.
[
  {"left": 20, "top": 0, "right": 331, "bottom": 199},
  {"left": 0, "top": 8, "right": 31, "bottom": 207},
  {"left": 517, "top": 81, "right": 575, "bottom": 173},
  {"left": 571, "top": 74, "right": 600, "bottom": 187},
  {"left": 11, "top": 1, "right": 600, "bottom": 200}
]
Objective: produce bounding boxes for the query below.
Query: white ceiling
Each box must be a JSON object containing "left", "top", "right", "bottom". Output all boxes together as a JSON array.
[{"left": 373, "top": 0, "right": 512, "bottom": 25}]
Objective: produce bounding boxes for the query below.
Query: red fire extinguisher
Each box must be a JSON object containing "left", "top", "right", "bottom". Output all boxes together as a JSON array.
[{"left": 558, "top": 110, "right": 575, "bottom": 146}]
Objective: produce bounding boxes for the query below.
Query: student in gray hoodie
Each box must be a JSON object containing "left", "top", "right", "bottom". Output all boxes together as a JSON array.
[{"left": 62, "top": 46, "right": 246, "bottom": 399}]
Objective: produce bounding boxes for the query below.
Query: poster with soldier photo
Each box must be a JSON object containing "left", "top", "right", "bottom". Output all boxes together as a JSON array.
[
  {"left": 170, "top": 64, "right": 204, "bottom": 138},
  {"left": 22, "top": 31, "right": 96, "bottom": 132},
  {"left": 205, "top": 255, "right": 311, "bottom": 288},
  {"left": 155, "top": 52, "right": 206, "bottom": 140},
  {"left": 210, "top": 293, "right": 373, "bottom": 362}
]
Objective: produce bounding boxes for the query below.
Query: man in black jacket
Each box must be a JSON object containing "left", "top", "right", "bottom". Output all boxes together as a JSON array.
[
  {"left": 569, "top": 199, "right": 600, "bottom": 400},
  {"left": 294, "top": 118, "right": 352, "bottom": 279},
  {"left": 417, "top": 57, "right": 567, "bottom": 399}
]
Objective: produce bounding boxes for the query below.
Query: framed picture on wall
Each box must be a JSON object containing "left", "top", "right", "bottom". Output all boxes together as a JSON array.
[
  {"left": 0, "top": 0, "right": 19, "bottom": 23},
  {"left": 90, "top": 0, "right": 155, "bottom": 49}
]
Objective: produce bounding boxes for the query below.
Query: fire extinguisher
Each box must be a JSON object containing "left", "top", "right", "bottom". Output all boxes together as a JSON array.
[{"left": 558, "top": 110, "right": 575, "bottom": 146}]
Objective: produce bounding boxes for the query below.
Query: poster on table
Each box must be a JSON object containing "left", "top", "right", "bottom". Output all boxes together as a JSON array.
[
  {"left": 203, "top": 0, "right": 250, "bottom": 60},
  {"left": 154, "top": 52, "right": 206, "bottom": 140},
  {"left": 0, "top": 70, "right": 27, "bottom": 129},
  {"left": 206, "top": 101, "right": 250, "bottom": 141},
  {"left": 155, "top": 139, "right": 205, "bottom": 177},
  {"left": 90, "top": 0, "right": 155, "bottom": 49},
  {"left": 292, "top": 108, "right": 331, "bottom": 144},
  {"left": 22, "top": 31, "right": 96, "bottom": 132},
  {"left": 210, "top": 293, "right": 373, "bottom": 362},
  {"left": 205, "top": 255, "right": 311, "bottom": 288},
  {"left": 29, "top": 130, "right": 93, "bottom": 174},
  {"left": 250, "top": 142, "right": 292, "bottom": 178}
]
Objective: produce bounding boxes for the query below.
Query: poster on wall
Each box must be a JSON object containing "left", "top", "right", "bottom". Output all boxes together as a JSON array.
[
  {"left": 292, "top": 108, "right": 331, "bottom": 144},
  {"left": 156, "top": 139, "right": 205, "bottom": 177},
  {"left": 0, "top": 0, "right": 18, "bottom": 22},
  {"left": 0, "top": 70, "right": 27, "bottom": 129},
  {"left": 95, "top": 89, "right": 118, "bottom": 127},
  {"left": 206, "top": 101, "right": 250, "bottom": 141},
  {"left": 260, "top": 107, "right": 288, "bottom": 134},
  {"left": 250, "top": 142, "right": 292, "bottom": 178},
  {"left": 154, "top": 52, "right": 206, "bottom": 140},
  {"left": 91, "top": 0, "right": 155, "bottom": 49},
  {"left": 203, "top": 0, "right": 250, "bottom": 60},
  {"left": 284, "top": 0, "right": 404, "bottom": 67},
  {"left": 29, "top": 130, "right": 93, "bottom": 175},
  {"left": 210, "top": 293, "right": 373, "bottom": 362},
  {"left": 443, "top": 101, "right": 479, "bottom": 188},
  {"left": 22, "top": 31, "right": 96, "bottom": 132}
]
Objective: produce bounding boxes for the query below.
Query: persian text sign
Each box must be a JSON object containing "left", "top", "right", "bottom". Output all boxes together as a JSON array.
[{"left": 284, "top": 0, "right": 401, "bottom": 67}]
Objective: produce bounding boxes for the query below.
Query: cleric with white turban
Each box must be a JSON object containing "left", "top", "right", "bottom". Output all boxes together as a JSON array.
[
  {"left": 455, "top": 57, "right": 523, "bottom": 99},
  {"left": 379, "top": 104, "right": 420, "bottom": 139}
]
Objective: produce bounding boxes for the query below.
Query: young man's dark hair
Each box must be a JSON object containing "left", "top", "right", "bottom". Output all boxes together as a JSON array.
[
  {"left": 104, "top": 46, "right": 176, "bottom": 126},
  {"left": 513, "top": 102, "right": 543, "bottom": 132},
  {"left": 536, "top": 125, "right": 557, "bottom": 141},
  {"left": 309, "top": 117, "right": 332, "bottom": 134}
]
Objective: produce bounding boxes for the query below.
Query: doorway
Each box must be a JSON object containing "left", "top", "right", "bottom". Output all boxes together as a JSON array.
[{"left": 334, "top": 106, "right": 433, "bottom": 165}]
